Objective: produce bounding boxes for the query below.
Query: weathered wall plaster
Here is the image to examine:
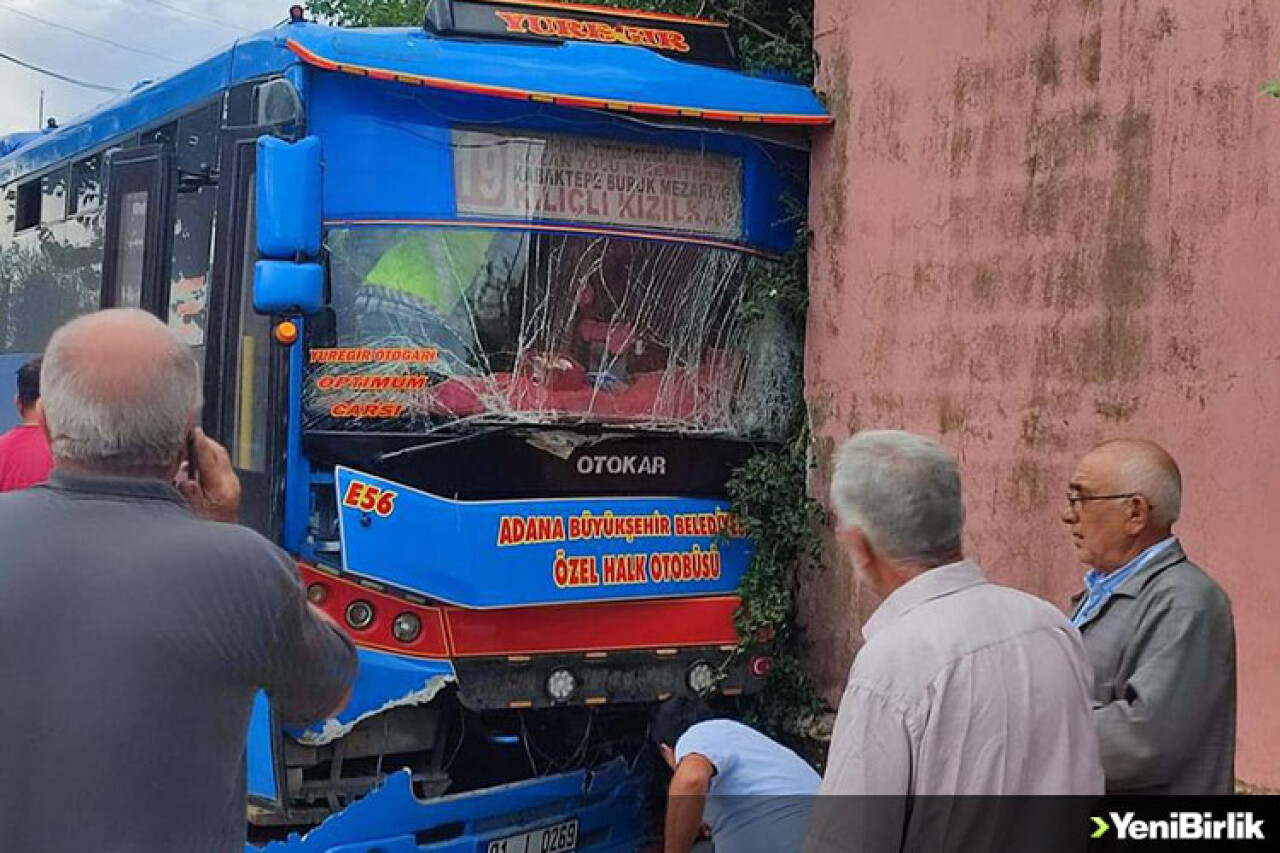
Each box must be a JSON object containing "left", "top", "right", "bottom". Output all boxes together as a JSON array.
[{"left": 807, "top": 0, "right": 1280, "bottom": 787}]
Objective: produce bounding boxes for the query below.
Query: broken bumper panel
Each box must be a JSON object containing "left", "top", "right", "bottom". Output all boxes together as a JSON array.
[
  {"left": 294, "top": 649, "right": 455, "bottom": 746},
  {"left": 248, "top": 757, "right": 652, "bottom": 853}
]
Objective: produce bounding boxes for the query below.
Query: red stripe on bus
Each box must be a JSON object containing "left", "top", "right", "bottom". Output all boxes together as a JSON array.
[{"left": 445, "top": 596, "right": 740, "bottom": 657}]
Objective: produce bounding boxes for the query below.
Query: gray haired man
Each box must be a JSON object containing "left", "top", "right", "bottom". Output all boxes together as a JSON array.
[
  {"left": 1063, "top": 439, "right": 1235, "bottom": 794},
  {"left": 0, "top": 309, "right": 357, "bottom": 851},
  {"left": 806, "top": 430, "right": 1102, "bottom": 853}
]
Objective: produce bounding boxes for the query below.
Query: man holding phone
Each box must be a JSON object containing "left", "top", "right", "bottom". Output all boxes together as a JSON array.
[{"left": 0, "top": 309, "right": 358, "bottom": 852}]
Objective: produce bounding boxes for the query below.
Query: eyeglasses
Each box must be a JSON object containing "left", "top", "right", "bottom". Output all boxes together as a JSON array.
[{"left": 1065, "top": 492, "right": 1141, "bottom": 511}]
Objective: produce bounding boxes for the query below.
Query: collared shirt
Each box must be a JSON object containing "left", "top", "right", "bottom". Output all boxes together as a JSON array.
[
  {"left": 1072, "top": 536, "right": 1178, "bottom": 627},
  {"left": 807, "top": 560, "right": 1103, "bottom": 853},
  {"left": 0, "top": 470, "right": 358, "bottom": 852}
]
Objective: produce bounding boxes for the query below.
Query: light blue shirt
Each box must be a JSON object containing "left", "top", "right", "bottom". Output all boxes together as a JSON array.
[
  {"left": 1072, "top": 536, "right": 1178, "bottom": 627},
  {"left": 675, "top": 719, "right": 820, "bottom": 853}
]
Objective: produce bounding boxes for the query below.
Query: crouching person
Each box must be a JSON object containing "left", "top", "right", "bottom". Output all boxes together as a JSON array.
[{"left": 653, "top": 697, "right": 819, "bottom": 853}]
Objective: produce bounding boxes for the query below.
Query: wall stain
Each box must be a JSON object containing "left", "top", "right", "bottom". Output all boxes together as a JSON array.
[
  {"left": 1163, "top": 228, "right": 1196, "bottom": 302},
  {"left": 870, "top": 391, "right": 904, "bottom": 418},
  {"left": 818, "top": 45, "right": 850, "bottom": 300},
  {"left": 1094, "top": 394, "right": 1143, "bottom": 421},
  {"left": 929, "top": 334, "right": 968, "bottom": 381},
  {"left": 1033, "top": 314, "right": 1151, "bottom": 383},
  {"left": 1099, "top": 101, "right": 1156, "bottom": 311},
  {"left": 937, "top": 394, "right": 970, "bottom": 436},
  {"left": 949, "top": 125, "right": 976, "bottom": 177},
  {"left": 1042, "top": 251, "right": 1091, "bottom": 309},
  {"left": 1033, "top": 33, "right": 1062, "bottom": 88},
  {"left": 1020, "top": 408, "right": 1070, "bottom": 450},
  {"left": 971, "top": 263, "right": 1000, "bottom": 310},
  {"left": 1007, "top": 458, "right": 1051, "bottom": 512},
  {"left": 1080, "top": 26, "right": 1103, "bottom": 85},
  {"left": 968, "top": 323, "right": 1021, "bottom": 384},
  {"left": 858, "top": 77, "right": 908, "bottom": 163}
]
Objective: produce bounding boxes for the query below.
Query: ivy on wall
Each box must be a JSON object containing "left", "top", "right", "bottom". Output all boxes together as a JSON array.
[{"left": 305, "top": 0, "right": 826, "bottom": 746}]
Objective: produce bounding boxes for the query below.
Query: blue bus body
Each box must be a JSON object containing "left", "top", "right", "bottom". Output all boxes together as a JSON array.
[{"left": 0, "top": 5, "right": 825, "bottom": 850}]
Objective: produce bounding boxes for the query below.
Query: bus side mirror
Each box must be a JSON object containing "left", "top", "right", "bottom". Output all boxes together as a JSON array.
[
  {"left": 254, "top": 135, "right": 323, "bottom": 314},
  {"left": 254, "top": 261, "right": 324, "bottom": 315}
]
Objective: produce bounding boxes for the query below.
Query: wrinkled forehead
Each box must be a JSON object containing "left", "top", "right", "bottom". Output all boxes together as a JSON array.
[{"left": 1068, "top": 448, "right": 1122, "bottom": 494}]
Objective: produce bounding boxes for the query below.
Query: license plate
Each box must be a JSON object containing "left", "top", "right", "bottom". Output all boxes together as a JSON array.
[{"left": 486, "top": 818, "right": 579, "bottom": 853}]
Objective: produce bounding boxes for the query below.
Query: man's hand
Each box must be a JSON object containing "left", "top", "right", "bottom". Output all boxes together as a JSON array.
[{"left": 176, "top": 428, "right": 242, "bottom": 523}]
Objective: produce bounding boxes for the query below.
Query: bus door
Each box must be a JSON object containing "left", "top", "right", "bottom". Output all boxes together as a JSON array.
[
  {"left": 101, "top": 145, "right": 173, "bottom": 313},
  {"left": 205, "top": 128, "right": 284, "bottom": 539},
  {"left": 208, "top": 127, "right": 290, "bottom": 814}
]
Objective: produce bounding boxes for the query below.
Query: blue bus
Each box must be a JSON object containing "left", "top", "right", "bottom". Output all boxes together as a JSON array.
[{"left": 0, "top": 2, "right": 827, "bottom": 850}]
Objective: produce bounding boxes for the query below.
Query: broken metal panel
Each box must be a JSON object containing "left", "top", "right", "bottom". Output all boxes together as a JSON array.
[
  {"left": 250, "top": 758, "right": 650, "bottom": 852},
  {"left": 248, "top": 692, "right": 281, "bottom": 804},
  {"left": 292, "top": 649, "right": 454, "bottom": 747}
]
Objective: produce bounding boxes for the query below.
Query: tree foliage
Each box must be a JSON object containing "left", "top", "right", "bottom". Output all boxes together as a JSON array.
[{"left": 306, "top": 0, "right": 427, "bottom": 27}]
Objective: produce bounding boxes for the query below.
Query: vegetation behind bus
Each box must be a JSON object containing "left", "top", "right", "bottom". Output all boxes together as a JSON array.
[{"left": 307, "top": 0, "right": 828, "bottom": 753}]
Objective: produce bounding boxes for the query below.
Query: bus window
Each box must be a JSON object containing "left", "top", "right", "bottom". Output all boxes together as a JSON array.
[
  {"left": 114, "top": 190, "right": 149, "bottom": 308},
  {"left": 168, "top": 184, "right": 216, "bottom": 355},
  {"left": 232, "top": 172, "right": 270, "bottom": 473},
  {"left": 41, "top": 169, "right": 68, "bottom": 223},
  {"left": 14, "top": 181, "right": 39, "bottom": 232},
  {"left": 71, "top": 156, "right": 102, "bottom": 216},
  {"left": 102, "top": 145, "right": 172, "bottom": 315}
]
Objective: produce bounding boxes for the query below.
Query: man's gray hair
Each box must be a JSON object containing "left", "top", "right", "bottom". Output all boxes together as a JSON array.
[
  {"left": 1098, "top": 439, "right": 1182, "bottom": 528},
  {"left": 42, "top": 309, "right": 201, "bottom": 469},
  {"left": 829, "top": 430, "right": 964, "bottom": 567}
]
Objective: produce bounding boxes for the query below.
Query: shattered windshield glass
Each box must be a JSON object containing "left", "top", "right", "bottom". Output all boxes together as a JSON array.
[{"left": 305, "top": 226, "right": 797, "bottom": 439}]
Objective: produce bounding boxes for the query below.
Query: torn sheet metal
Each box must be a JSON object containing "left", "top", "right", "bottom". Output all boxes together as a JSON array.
[
  {"left": 292, "top": 649, "right": 455, "bottom": 747},
  {"left": 250, "top": 757, "right": 650, "bottom": 853}
]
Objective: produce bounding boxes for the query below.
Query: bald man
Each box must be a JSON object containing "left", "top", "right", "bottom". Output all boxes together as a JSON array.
[
  {"left": 1062, "top": 439, "right": 1236, "bottom": 794},
  {"left": 0, "top": 309, "right": 357, "bottom": 851}
]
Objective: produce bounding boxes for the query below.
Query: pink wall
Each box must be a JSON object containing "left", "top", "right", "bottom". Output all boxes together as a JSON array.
[{"left": 806, "top": 0, "right": 1280, "bottom": 787}]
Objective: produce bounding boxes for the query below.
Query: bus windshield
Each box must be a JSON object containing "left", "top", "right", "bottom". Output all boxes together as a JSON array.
[{"left": 305, "top": 226, "right": 796, "bottom": 439}]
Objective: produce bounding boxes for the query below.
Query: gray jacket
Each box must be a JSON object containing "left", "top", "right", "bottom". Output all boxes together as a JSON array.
[{"left": 1070, "top": 542, "right": 1236, "bottom": 794}]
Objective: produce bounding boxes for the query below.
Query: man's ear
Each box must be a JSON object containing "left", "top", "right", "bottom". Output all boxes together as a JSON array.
[
  {"left": 838, "top": 523, "right": 875, "bottom": 571},
  {"left": 1124, "top": 495, "right": 1151, "bottom": 534}
]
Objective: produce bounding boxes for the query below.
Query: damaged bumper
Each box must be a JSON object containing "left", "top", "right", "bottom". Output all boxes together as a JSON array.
[{"left": 248, "top": 757, "right": 651, "bottom": 853}]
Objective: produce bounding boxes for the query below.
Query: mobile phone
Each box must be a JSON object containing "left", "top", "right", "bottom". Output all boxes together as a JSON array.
[{"left": 186, "top": 431, "right": 200, "bottom": 483}]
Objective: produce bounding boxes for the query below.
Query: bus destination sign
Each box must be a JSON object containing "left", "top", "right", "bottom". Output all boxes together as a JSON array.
[
  {"left": 453, "top": 128, "right": 744, "bottom": 240},
  {"left": 424, "top": 0, "right": 740, "bottom": 68}
]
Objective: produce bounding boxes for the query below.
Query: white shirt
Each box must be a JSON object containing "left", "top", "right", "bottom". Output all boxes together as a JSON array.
[{"left": 808, "top": 561, "right": 1103, "bottom": 851}]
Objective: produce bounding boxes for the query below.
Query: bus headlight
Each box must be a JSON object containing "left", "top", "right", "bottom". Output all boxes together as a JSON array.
[
  {"left": 345, "top": 600, "right": 375, "bottom": 630},
  {"left": 687, "top": 660, "right": 716, "bottom": 695},
  {"left": 392, "top": 612, "right": 421, "bottom": 643},
  {"left": 546, "top": 668, "right": 577, "bottom": 703},
  {"left": 306, "top": 583, "right": 328, "bottom": 605}
]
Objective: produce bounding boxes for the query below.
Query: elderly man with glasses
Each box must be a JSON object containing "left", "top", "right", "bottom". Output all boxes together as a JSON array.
[{"left": 1062, "top": 439, "right": 1236, "bottom": 794}]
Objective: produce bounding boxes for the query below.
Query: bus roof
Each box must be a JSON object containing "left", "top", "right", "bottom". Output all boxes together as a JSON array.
[{"left": 0, "top": 20, "right": 828, "bottom": 186}]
